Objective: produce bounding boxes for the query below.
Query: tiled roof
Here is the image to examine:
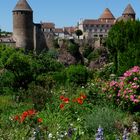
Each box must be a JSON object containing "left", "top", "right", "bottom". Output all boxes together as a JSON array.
[
  {"left": 41, "top": 22, "right": 55, "bottom": 29},
  {"left": 99, "top": 8, "right": 115, "bottom": 20},
  {"left": 13, "top": 0, "right": 32, "bottom": 12},
  {"left": 55, "top": 28, "right": 64, "bottom": 33},
  {"left": 123, "top": 4, "right": 135, "bottom": 15},
  {"left": 64, "top": 27, "right": 76, "bottom": 34},
  {"left": 83, "top": 19, "right": 115, "bottom": 25}
]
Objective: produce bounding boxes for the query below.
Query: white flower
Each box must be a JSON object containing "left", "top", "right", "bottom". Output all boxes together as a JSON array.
[
  {"left": 70, "top": 123, "right": 73, "bottom": 126},
  {"left": 64, "top": 131, "right": 67, "bottom": 136},
  {"left": 48, "top": 133, "right": 53, "bottom": 139},
  {"left": 60, "top": 134, "right": 64, "bottom": 138},
  {"left": 77, "top": 118, "right": 81, "bottom": 121}
]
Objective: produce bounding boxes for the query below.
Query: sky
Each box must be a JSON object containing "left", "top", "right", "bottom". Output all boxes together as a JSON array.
[{"left": 0, "top": 0, "right": 140, "bottom": 32}]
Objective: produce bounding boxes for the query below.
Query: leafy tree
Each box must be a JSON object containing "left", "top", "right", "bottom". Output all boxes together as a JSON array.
[
  {"left": 75, "top": 29, "right": 83, "bottom": 39},
  {"left": 106, "top": 20, "right": 140, "bottom": 75}
]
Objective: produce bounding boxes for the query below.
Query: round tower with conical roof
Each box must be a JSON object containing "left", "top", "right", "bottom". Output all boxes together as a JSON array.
[
  {"left": 122, "top": 4, "right": 135, "bottom": 21},
  {"left": 13, "top": 0, "right": 34, "bottom": 51}
]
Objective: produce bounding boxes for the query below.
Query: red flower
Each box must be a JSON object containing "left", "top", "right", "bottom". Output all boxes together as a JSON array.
[
  {"left": 77, "top": 98, "right": 83, "bottom": 104},
  {"left": 60, "top": 95, "right": 65, "bottom": 100},
  {"left": 20, "top": 115, "right": 26, "bottom": 123},
  {"left": 27, "top": 109, "right": 36, "bottom": 116},
  {"left": 22, "top": 111, "right": 28, "bottom": 117},
  {"left": 13, "top": 115, "right": 19, "bottom": 121},
  {"left": 63, "top": 98, "right": 69, "bottom": 103},
  {"left": 80, "top": 94, "right": 86, "bottom": 100},
  {"left": 60, "top": 103, "right": 65, "bottom": 109},
  {"left": 37, "top": 118, "right": 43, "bottom": 123}
]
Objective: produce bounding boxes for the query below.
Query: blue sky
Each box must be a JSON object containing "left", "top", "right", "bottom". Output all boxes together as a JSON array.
[{"left": 0, "top": 0, "right": 140, "bottom": 32}]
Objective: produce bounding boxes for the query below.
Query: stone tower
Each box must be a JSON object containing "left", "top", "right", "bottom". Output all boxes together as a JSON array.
[
  {"left": 122, "top": 4, "right": 136, "bottom": 21},
  {"left": 13, "top": 0, "right": 34, "bottom": 51}
]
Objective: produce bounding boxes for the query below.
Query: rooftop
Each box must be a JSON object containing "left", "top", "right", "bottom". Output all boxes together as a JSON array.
[
  {"left": 123, "top": 4, "right": 135, "bottom": 15},
  {"left": 13, "top": 0, "right": 32, "bottom": 12},
  {"left": 99, "top": 8, "right": 115, "bottom": 20},
  {"left": 83, "top": 19, "right": 115, "bottom": 25}
]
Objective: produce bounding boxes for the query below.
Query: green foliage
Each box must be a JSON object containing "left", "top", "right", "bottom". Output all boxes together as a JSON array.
[
  {"left": 83, "top": 46, "right": 93, "bottom": 58},
  {"left": 106, "top": 20, "right": 140, "bottom": 75},
  {"left": 75, "top": 29, "right": 83, "bottom": 39},
  {"left": 96, "top": 63, "right": 115, "bottom": 80},
  {"left": 66, "top": 65, "right": 89, "bottom": 86},
  {"left": 0, "top": 70, "right": 15, "bottom": 95},
  {"left": 84, "top": 105, "right": 125, "bottom": 135},
  {"left": 67, "top": 41, "right": 79, "bottom": 56}
]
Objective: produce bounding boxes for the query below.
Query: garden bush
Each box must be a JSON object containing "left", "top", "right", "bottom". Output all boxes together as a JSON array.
[
  {"left": 66, "top": 65, "right": 89, "bottom": 86},
  {"left": 103, "top": 66, "right": 140, "bottom": 112}
]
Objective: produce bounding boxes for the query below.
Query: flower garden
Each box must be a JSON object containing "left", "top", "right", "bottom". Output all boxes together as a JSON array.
[
  {"left": 1, "top": 19, "right": 140, "bottom": 139},
  {"left": 1, "top": 61, "right": 140, "bottom": 139}
]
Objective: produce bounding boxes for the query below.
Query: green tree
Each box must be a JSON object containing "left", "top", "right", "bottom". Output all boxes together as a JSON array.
[
  {"left": 75, "top": 29, "right": 83, "bottom": 39},
  {"left": 106, "top": 20, "right": 140, "bottom": 75}
]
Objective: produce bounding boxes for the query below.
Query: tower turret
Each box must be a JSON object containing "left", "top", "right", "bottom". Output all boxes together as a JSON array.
[
  {"left": 122, "top": 4, "right": 135, "bottom": 21},
  {"left": 13, "top": 0, "right": 34, "bottom": 51}
]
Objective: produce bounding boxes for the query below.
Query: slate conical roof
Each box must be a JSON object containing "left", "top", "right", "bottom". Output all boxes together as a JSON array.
[
  {"left": 13, "top": 0, "right": 32, "bottom": 12},
  {"left": 123, "top": 4, "right": 135, "bottom": 15},
  {"left": 99, "top": 8, "right": 115, "bottom": 19}
]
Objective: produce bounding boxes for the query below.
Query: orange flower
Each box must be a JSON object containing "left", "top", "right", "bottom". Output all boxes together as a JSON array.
[
  {"left": 27, "top": 109, "right": 36, "bottom": 116},
  {"left": 77, "top": 98, "right": 83, "bottom": 104},
  {"left": 60, "top": 103, "right": 65, "bottom": 109},
  {"left": 37, "top": 118, "right": 43, "bottom": 123}
]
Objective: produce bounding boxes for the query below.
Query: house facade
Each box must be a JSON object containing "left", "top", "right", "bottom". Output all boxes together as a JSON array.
[{"left": 78, "top": 4, "right": 135, "bottom": 39}]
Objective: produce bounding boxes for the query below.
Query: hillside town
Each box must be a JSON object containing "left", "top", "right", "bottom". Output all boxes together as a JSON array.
[{"left": 0, "top": 0, "right": 136, "bottom": 51}]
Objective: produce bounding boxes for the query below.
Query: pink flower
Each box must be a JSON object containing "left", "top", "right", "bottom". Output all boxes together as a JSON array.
[
  {"left": 133, "top": 99, "right": 139, "bottom": 103},
  {"left": 130, "top": 95, "right": 134, "bottom": 101},
  {"left": 110, "top": 81, "right": 118, "bottom": 87},
  {"left": 117, "top": 93, "right": 121, "bottom": 97},
  {"left": 125, "top": 95, "right": 129, "bottom": 99},
  {"left": 133, "top": 77, "right": 138, "bottom": 81},
  {"left": 124, "top": 71, "right": 132, "bottom": 77},
  {"left": 131, "top": 66, "right": 140, "bottom": 73}
]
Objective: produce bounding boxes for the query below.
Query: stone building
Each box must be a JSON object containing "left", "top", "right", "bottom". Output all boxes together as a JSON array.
[
  {"left": 78, "top": 4, "right": 135, "bottom": 39},
  {"left": 117, "top": 4, "right": 135, "bottom": 21},
  {"left": 13, "top": 0, "right": 47, "bottom": 52},
  {"left": 13, "top": 0, "right": 34, "bottom": 51},
  {"left": 12, "top": 1, "right": 136, "bottom": 51}
]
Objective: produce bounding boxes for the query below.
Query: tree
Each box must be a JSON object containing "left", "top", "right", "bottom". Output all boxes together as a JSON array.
[
  {"left": 106, "top": 20, "right": 140, "bottom": 75},
  {"left": 75, "top": 29, "right": 83, "bottom": 39}
]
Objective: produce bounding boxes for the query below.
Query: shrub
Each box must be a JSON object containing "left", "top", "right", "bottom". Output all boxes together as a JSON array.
[
  {"left": 67, "top": 42, "right": 79, "bottom": 56},
  {"left": 84, "top": 105, "right": 125, "bottom": 135},
  {"left": 66, "top": 65, "right": 89, "bottom": 86},
  {"left": 0, "top": 70, "right": 15, "bottom": 95},
  {"left": 27, "top": 83, "right": 53, "bottom": 111},
  {"left": 103, "top": 66, "right": 140, "bottom": 112}
]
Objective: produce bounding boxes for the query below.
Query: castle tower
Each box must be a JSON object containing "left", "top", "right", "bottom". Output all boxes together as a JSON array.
[
  {"left": 122, "top": 4, "right": 136, "bottom": 21},
  {"left": 13, "top": 0, "right": 34, "bottom": 51},
  {"left": 99, "top": 8, "right": 115, "bottom": 21}
]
